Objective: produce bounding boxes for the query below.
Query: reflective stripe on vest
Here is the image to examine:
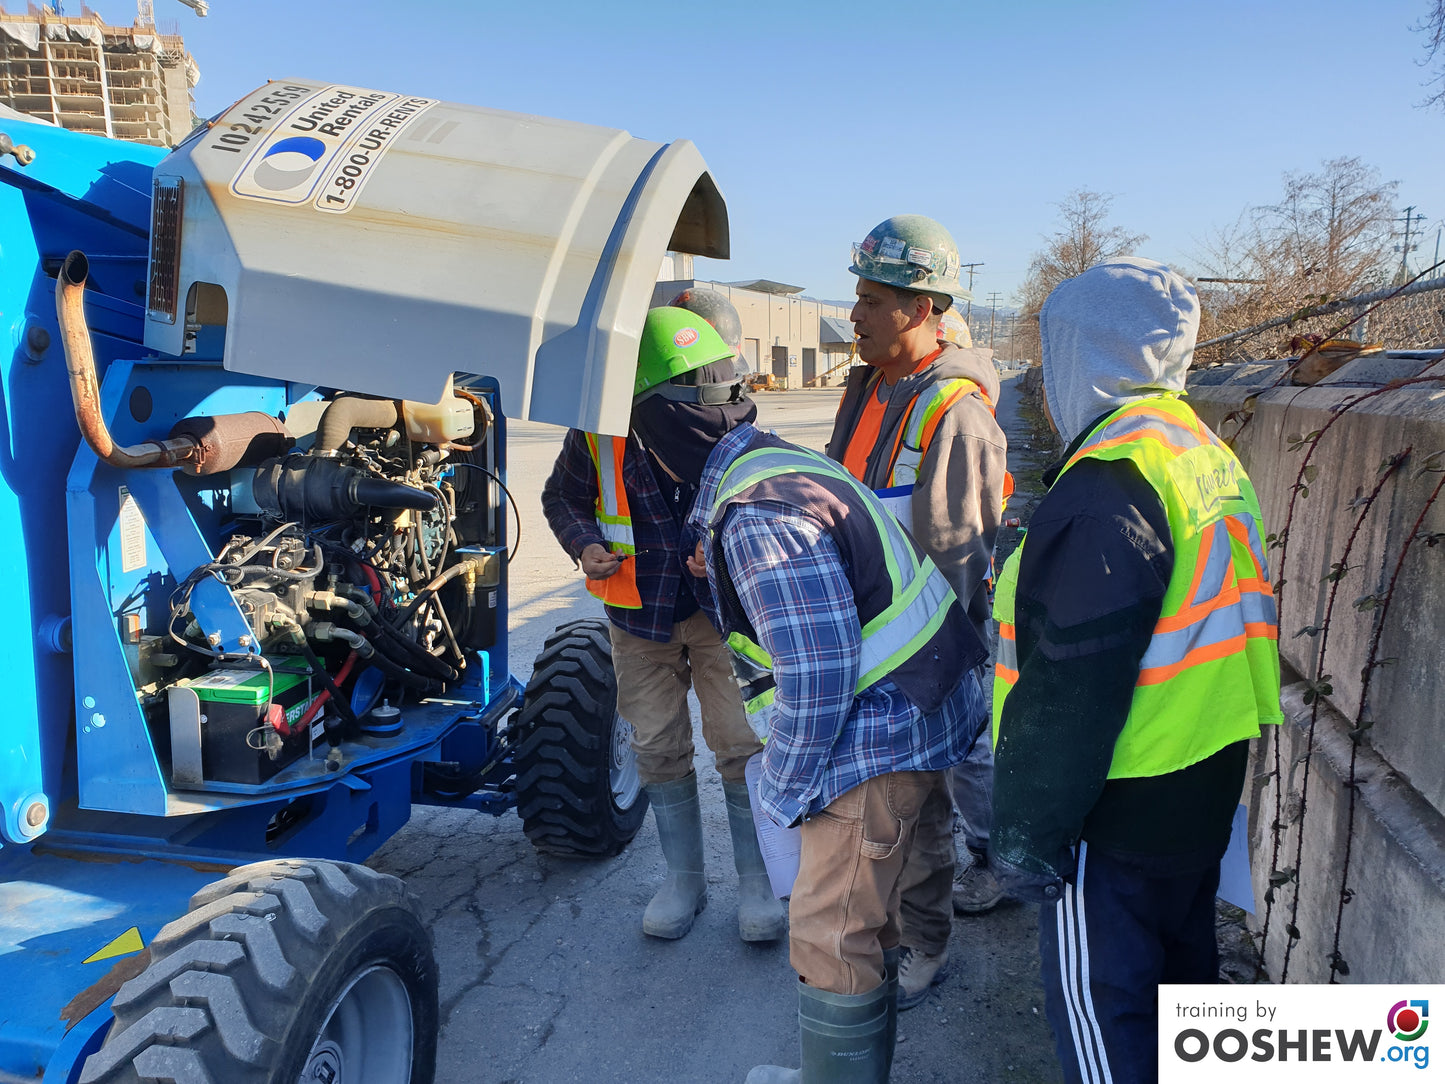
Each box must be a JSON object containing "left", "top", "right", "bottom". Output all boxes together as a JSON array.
[
  {"left": 882, "top": 378, "right": 1014, "bottom": 516},
  {"left": 890, "top": 378, "right": 984, "bottom": 485},
  {"left": 712, "top": 445, "right": 958, "bottom": 716},
  {"left": 584, "top": 433, "right": 642, "bottom": 610},
  {"left": 991, "top": 396, "right": 1281, "bottom": 778}
]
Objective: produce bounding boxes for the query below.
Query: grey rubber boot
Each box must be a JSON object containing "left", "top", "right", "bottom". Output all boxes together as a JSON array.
[
  {"left": 642, "top": 773, "right": 708, "bottom": 939},
  {"left": 746, "top": 979, "right": 893, "bottom": 1083},
  {"left": 723, "top": 781, "right": 787, "bottom": 943}
]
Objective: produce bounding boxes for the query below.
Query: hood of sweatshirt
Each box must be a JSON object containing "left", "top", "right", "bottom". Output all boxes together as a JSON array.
[
  {"left": 1038, "top": 257, "right": 1199, "bottom": 443},
  {"left": 916, "top": 342, "right": 1000, "bottom": 402}
]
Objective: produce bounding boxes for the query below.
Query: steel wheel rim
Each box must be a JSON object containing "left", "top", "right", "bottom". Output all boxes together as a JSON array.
[
  {"left": 610, "top": 712, "right": 642, "bottom": 811},
  {"left": 300, "top": 964, "right": 413, "bottom": 1083}
]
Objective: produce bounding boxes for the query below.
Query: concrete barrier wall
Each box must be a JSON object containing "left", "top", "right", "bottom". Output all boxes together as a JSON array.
[{"left": 1189, "top": 355, "right": 1445, "bottom": 982}]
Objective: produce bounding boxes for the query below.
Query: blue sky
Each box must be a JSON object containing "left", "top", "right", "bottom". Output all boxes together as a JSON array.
[{"left": 73, "top": 0, "right": 1445, "bottom": 306}]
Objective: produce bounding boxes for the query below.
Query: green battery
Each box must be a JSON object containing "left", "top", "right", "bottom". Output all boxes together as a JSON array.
[{"left": 188, "top": 657, "right": 320, "bottom": 784}]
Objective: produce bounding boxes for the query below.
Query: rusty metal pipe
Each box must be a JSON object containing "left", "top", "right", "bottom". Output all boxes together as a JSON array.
[{"left": 56, "top": 250, "right": 200, "bottom": 470}]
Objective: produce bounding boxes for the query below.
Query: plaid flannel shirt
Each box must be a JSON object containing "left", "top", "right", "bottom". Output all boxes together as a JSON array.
[
  {"left": 690, "top": 423, "right": 986, "bottom": 827},
  {"left": 541, "top": 428, "right": 699, "bottom": 643}
]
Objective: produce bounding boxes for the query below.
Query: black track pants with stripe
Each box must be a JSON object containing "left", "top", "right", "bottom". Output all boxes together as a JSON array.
[{"left": 1038, "top": 841, "right": 1221, "bottom": 1084}]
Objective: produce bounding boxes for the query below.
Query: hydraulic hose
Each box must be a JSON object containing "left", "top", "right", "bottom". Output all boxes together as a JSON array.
[
  {"left": 57, "top": 251, "right": 202, "bottom": 470},
  {"left": 394, "top": 556, "right": 484, "bottom": 626},
  {"left": 315, "top": 623, "right": 440, "bottom": 693}
]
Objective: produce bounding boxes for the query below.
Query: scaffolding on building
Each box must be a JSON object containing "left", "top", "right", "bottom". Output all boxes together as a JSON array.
[{"left": 0, "top": 4, "right": 199, "bottom": 147}]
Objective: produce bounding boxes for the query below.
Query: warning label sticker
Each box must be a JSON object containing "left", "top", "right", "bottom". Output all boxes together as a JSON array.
[
  {"left": 212, "top": 82, "right": 437, "bottom": 213},
  {"left": 118, "top": 486, "right": 147, "bottom": 573}
]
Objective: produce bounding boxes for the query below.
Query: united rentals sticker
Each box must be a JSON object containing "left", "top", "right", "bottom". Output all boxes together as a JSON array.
[{"left": 211, "top": 82, "right": 437, "bottom": 213}]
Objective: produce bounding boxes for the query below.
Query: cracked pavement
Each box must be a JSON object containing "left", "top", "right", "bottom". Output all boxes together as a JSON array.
[{"left": 369, "top": 381, "right": 1064, "bottom": 1084}]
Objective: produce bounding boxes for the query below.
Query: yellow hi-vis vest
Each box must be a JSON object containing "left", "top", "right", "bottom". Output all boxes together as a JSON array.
[
  {"left": 584, "top": 433, "right": 642, "bottom": 610},
  {"left": 992, "top": 396, "right": 1282, "bottom": 778},
  {"left": 710, "top": 443, "right": 960, "bottom": 722}
]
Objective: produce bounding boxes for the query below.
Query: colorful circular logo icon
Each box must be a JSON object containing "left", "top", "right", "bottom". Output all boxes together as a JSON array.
[
  {"left": 673, "top": 327, "right": 699, "bottom": 348},
  {"left": 1388, "top": 1000, "right": 1428, "bottom": 1042},
  {"left": 252, "top": 136, "right": 327, "bottom": 192}
]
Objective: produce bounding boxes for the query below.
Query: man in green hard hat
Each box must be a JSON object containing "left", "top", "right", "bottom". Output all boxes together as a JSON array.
[
  {"left": 542, "top": 304, "right": 784, "bottom": 946},
  {"left": 828, "top": 214, "right": 1011, "bottom": 1010}
]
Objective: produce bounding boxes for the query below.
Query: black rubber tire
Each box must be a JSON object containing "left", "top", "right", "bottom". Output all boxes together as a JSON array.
[
  {"left": 79, "top": 858, "right": 438, "bottom": 1084},
  {"left": 514, "top": 619, "right": 648, "bottom": 857}
]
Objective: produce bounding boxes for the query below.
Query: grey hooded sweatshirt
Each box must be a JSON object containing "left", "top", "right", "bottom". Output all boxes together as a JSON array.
[
  {"left": 990, "top": 258, "right": 1249, "bottom": 901},
  {"left": 825, "top": 342, "right": 1008, "bottom": 644}
]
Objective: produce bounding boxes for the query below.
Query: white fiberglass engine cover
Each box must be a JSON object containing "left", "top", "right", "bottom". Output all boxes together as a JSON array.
[{"left": 145, "top": 78, "right": 728, "bottom": 435}]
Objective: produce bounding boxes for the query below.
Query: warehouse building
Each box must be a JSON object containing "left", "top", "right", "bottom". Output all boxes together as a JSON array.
[{"left": 655, "top": 252, "right": 857, "bottom": 388}]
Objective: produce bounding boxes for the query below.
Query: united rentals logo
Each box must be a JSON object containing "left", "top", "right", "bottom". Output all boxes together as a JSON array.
[{"left": 1389, "top": 1000, "right": 1428, "bottom": 1043}]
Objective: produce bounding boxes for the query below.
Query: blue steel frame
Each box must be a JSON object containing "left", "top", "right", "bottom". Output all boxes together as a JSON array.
[{"left": 0, "top": 118, "right": 527, "bottom": 1081}]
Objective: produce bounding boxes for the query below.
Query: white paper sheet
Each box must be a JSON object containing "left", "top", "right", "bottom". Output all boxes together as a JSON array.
[{"left": 744, "top": 752, "right": 801, "bottom": 899}]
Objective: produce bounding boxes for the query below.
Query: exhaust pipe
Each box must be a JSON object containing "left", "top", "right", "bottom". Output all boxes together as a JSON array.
[{"left": 56, "top": 250, "right": 201, "bottom": 470}]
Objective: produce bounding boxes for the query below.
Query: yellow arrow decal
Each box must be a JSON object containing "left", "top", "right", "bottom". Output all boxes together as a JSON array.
[{"left": 83, "top": 926, "right": 144, "bottom": 965}]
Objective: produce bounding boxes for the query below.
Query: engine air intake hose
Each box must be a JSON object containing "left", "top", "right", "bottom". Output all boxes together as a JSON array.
[{"left": 253, "top": 456, "right": 437, "bottom": 521}]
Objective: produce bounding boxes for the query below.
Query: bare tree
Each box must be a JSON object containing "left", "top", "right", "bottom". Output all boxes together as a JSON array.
[
  {"left": 1254, "top": 157, "right": 1397, "bottom": 298},
  {"left": 1416, "top": 0, "right": 1445, "bottom": 109},
  {"left": 1014, "top": 189, "right": 1147, "bottom": 363},
  {"left": 1193, "top": 157, "right": 1400, "bottom": 362}
]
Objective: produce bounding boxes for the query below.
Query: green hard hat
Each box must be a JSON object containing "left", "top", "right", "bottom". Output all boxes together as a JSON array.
[
  {"left": 634, "top": 306, "right": 736, "bottom": 401},
  {"left": 849, "top": 214, "right": 969, "bottom": 305}
]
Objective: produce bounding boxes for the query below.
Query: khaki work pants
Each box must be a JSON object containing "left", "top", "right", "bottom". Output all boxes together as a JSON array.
[
  {"left": 788, "top": 770, "right": 939, "bottom": 995},
  {"left": 898, "top": 683, "right": 995, "bottom": 954},
  {"left": 609, "top": 611, "right": 760, "bottom": 785}
]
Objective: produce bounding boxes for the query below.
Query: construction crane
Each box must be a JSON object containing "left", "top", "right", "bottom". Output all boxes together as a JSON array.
[{"left": 136, "top": 0, "right": 209, "bottom": 26}]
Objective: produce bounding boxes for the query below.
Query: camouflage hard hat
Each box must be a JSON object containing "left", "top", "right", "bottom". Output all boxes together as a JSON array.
[
  {"left": 634, "top": 307, "right": 745, "bottom": 405},
  {"left": 849, "top": 214, "right": 969, "bottom": 306},
  {"left": 667, "top": 287, "right": 743, "bottom": 355},
  {"left": 938, "top": 308, "right": 974, "bottom": 348}
]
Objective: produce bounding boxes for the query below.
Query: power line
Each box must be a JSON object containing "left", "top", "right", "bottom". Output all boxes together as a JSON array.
[
  {"left": 1398, "top": 206, "right": 1426, "bottom": 279},
  {"left": 986, "top": 292, "right": 1003, "bottom": 349},
  {"left": 960, "top": 262, "right": 983, "bottom": 323}
]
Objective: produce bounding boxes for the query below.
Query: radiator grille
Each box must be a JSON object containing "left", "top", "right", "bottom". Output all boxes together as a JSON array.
[{"left": 147, "top": 178, "right": 183, "bottom": 323}]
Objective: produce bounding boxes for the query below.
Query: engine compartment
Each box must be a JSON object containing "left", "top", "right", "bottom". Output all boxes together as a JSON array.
[{"left": 147, "top": 384, "right": 503, "bottom": 786}]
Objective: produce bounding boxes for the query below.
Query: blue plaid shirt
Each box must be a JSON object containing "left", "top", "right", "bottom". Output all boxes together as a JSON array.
[{"left": 690, "top": 423, "right": 986, "bottom": 827}]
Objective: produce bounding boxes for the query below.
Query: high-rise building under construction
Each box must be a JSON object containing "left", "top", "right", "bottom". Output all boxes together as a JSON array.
[{"left": 0, "top": 5, "right": 198, "bottom": 147}]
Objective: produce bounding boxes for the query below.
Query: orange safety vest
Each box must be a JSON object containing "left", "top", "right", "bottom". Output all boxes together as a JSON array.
[
  {"left": 583, "top": 434, "right": 642, "bottom": 610},
  {"left": 848, "top": 369, "right": 1015, "bottom": 514}
]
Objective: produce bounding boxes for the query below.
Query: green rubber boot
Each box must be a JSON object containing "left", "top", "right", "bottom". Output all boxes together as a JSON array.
[
  {"left": 723, "top": 781, "right": 787, "bottom": 943},
  {"left": 746, "top": 979, "right": 893, "bottom": 1083},
  {"left": 641, "top": 774, "right": 707, "bottom": 939},
  {"left": 882, "top": 947, "right": 899, "bottom": 1078}
]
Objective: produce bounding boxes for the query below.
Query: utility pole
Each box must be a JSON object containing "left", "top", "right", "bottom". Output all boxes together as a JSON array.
[
  {"left": 1397, "top": 206, "right": 1426, "bottom": 279},
  {"left": 986, "top": 292, "right": 1002, "bottom": 349},
  {"left": 960, "top": 262, "right": 983, "bottom": 322}
]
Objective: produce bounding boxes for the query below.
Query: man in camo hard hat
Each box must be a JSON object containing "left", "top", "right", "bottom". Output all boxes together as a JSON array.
[
  {"left": 826, "top": 215, "right": 1011, "bottom": 1010},
  {"left": 541, "top": 303, "right": 784, "bottom": 946}
]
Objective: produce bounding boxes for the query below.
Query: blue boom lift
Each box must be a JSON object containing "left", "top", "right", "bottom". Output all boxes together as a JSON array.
[{"left": 0, "top": 78, "right": 728, "bottom": 1082}]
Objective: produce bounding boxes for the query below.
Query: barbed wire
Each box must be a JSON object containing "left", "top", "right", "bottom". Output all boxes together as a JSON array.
[{"left": 1197, "top": 271, "right": 1445, "bottom": 367}]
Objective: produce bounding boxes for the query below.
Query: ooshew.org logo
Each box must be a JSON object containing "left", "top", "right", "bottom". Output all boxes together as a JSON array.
[{"left": 1172, "top": 997, "right": 1429, "bottom": 1069}]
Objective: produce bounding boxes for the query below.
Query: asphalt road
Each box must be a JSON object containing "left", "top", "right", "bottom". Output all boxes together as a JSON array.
[{"left": 369, "top": 376, "right": 1064, "bottom": 1084}]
